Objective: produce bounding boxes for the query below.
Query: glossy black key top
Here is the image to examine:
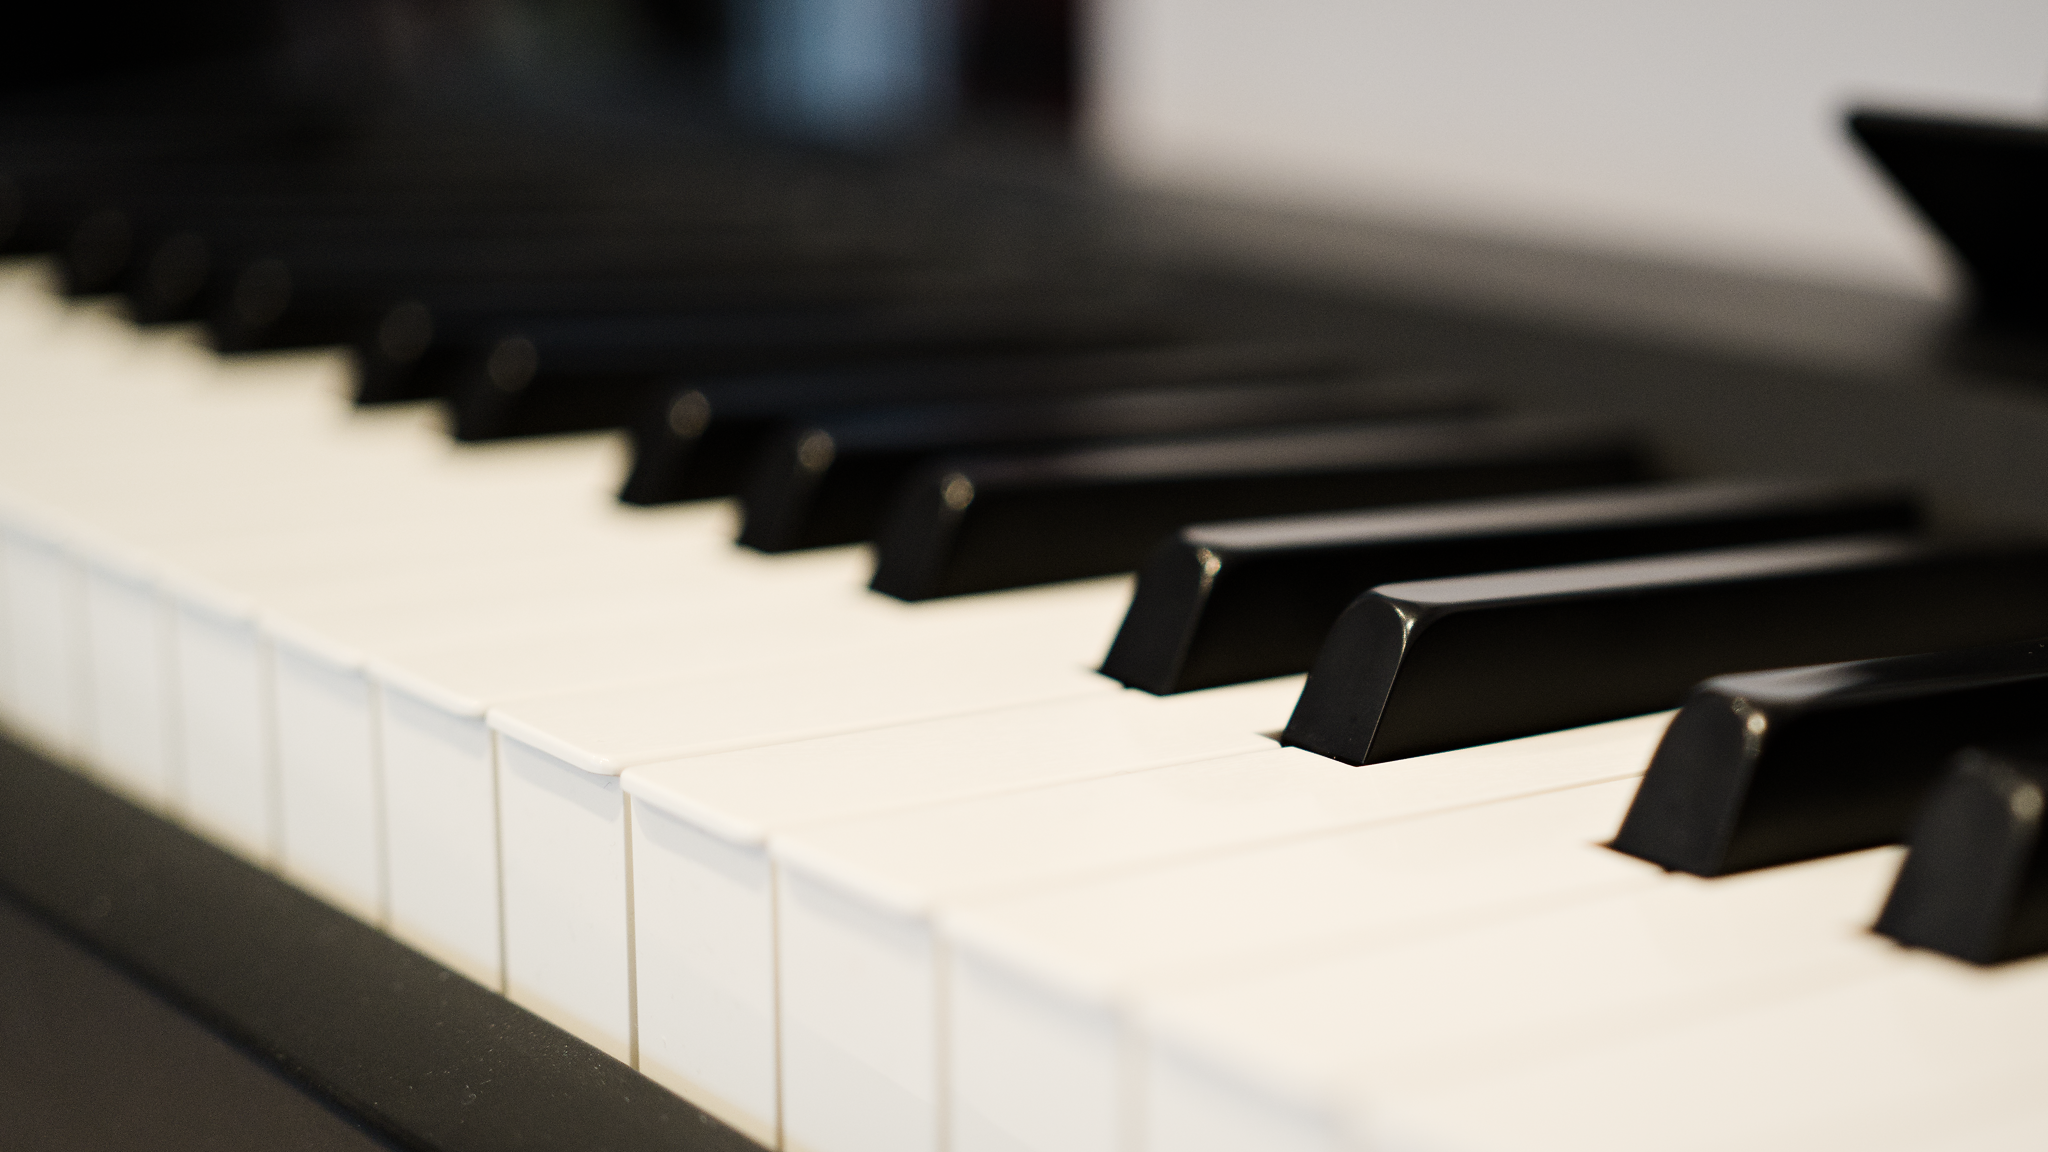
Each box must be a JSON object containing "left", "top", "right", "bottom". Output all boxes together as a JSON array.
[
  {"left": 130, "top": 205, "right": 749, "bottom": 326},
  {"left": 203, "top": 226, "right": 926, "bottom": 352},
  {"left": 1876, "top": 742, "right": 2048, "bottom": 965},
  {"left": 1612, "top": 638, "right": 2048, "bottom": 876},
  {"left": 1282, "top": 536, "right": 2048, "bottom": 765},
  {"left": 445, "top": 292, "right": 1180, "bottom": 441},
  {"left": 869, "top": 415, "right": 1646, "bottom": 600},
  {"left": 621, "top": 342, "right": 1361, "bottom": 504},
  {"left": 349, "top": 266, "right": 1006, "bottom": 403},
  {"left": 1103, "top": 478, "right": 1922, "bottom": 695},
  {"left": 737, "top": 373, "right": 1483, "bottom": 552}
]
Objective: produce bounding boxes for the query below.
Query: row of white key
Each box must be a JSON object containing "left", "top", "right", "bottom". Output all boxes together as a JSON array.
[{"left": 1, "top": 259, "right": 2033, "bottom": 1152}]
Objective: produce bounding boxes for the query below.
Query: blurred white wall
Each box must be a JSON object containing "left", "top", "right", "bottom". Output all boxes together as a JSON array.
[{"left": 1086, "top": 0, "right": 2048, "bottom": 297}]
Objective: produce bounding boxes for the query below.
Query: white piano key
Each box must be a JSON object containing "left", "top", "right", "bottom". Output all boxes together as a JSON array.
[
  {"left": 486, "top": 584, "right": 1131, "bottom": 1064},
  {"left": 497, "top": 734, "right": 639, "bottom": 1062},
  {"left": 1359, "top": 948, "right": 2048, "bottom": 1152},
  {"left": 262, "top": 550, "right": 773, "bottom": 934},
  {"left": 7, "top": 312, "right": 907, "bottom": 972},
  {"left": 169, "top": 588, "right": 277, "bottom": 863},
  {"left": 487, "top": 579, "right": 1130, "bottom": 775},
  {"left": 939, "top": 728, "right": 1670, "bottom": 1152},
  {"left": 38, "top": 428, "right": 741, "bottom": 883},
  {"left": 0, "top": 522, "right": 88, "bottom": 759},
  {"left": 1134, "top": 845, "right": 1909, "bottom": 1152},
  {"left": 621, "top": 675, "right": 1303, "bottom": 1145},
  {"left": 0, "top": 516, "right": 10, "bottom": 725},
  {"left": 259, "top": 549, "right": 840, "bottom": 966},
  {"left": 270, "top": 632, "right": 385, "bottom": 923},
  {"left": 370, "top": 597, "right": 856, "bottom": 987},
  {"left": 766, "top": 713, "right": 1665, "bottom": 1152},
  {"left": 341, "top": 551, "right": 1091, "bottom": 987},
  {"left": 379, "top": 682, "right": 503, "bottom": 989},
  {"left": 0, "top": 309, "right": 839, "bottom": 896},
  {"left": 80, "top": 559, "right": 177, "bottom": 807}
]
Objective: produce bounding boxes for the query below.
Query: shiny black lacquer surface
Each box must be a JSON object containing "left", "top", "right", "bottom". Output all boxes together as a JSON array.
[
  {"left": 1876, "top": 743, "right": 2048, "bottom": 965},
  {"left": 444, "top": 290, "right": 1180, "bottom": 441},
  {"left": 1102, "top": 478, "right": 1921, "bottom": 695},
  {"left": 133, "top": 200, "right": 736, "bottom": 325},
  {"left": 618, "top": 342, "right": 1361, "bottom": 504},
  {"left": 1282, "top": 536, "right": 2048, "bottom": 765},
  {"left": 737, "top": 373, "right": 1481, "bottom": 553},
  {"left": 1612, "top": 638, "right": 2048, "bottom": 877},
  {"left": 1, "top": 116, "right": 306, "bottom": 256},
  {"left": 348, "top": 266, "right": 1007, "bottom": 404},
  {"left": 201, "top": 227, "right": 927, "bottom": 355},
  {"left": 60, "top": 147, "right": 681, "bottom": 298},
  {"left": 868, "top": 415, "right": 1646, "bottom": 601}
]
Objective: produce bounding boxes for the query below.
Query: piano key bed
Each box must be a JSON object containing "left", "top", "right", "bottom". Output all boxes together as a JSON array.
[{"left": 6, "top": 108, "right": 2048, "bottom": 1152}]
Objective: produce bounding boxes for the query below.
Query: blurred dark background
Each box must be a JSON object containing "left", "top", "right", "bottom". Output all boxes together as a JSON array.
[{"left": 3, "top": 0, "right": 1077, "bottom": 142}]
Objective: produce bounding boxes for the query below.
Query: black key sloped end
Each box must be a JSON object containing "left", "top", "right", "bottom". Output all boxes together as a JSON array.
[
  {"left": 737, "top": 424, "right": 848, "bottom": 551},
  {"left": 1612, "top": 639, "right": 2048, "bottom": 877},
  {"left": 1100, "top": 534, "right": 1227, "bottom": 694},
  {"left": 1282, "top": 536, "right": 2048, "bottom": 767},
  {"left": 621, "top": 386, "right": 717, "bottom": 504},
  {"left": 447, "top": 333, "right": 585, "bottom": 441},
  {"left": 351, "top": 298, "right": 442, "bottom": 405},
  {"left": 1876, "top": 743, "right": 2048, "bottom": 965},
  {"left": 1271, "top": 591, "right": 1423, "bottom": 765}
]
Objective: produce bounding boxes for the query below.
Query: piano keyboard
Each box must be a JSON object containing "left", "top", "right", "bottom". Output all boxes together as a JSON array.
[{"left": 5, "top": 101, "right": 2048, "bottom": 1152}]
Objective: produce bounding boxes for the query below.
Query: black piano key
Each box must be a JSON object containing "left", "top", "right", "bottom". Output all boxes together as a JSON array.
[
  {"left": 1611, "top": 638, "right": 2048, "bottom": 877},
  {"left": 1282, "top": 536, "right": 2048, "bottom": 766},
  {"left": 122, "top": 203, "right": 729, "bottom": 325},
  {"left": 443, "top": 292, "right": 1184, "bottom": 441},
  {"left": 868, "top": 415, "right": 1647, "bottom": 601},
  {"left": 64, "top": 172, "right": 601, "bottom": 295},
  {"left": 347, "top": 265, "right": 1035, "bottom": 403},
  {"left": 136, "top": 159, "right": 916, "bottom": 312},
  {"left": 1875, "top": 742, "right": 2048, "bottom": 965},
  {"left": 53, "top": 141, "right": 801, "bottom": 297},
  {"left": 620, "top": 342, "right": 1361, "bottom": 504},
  {"left": 736, "top": 372, "right": 1484, "bottom": 553},
  {"left": 0, "top": 119, "right": 314, "bottom": 254},
  {"left": 206, "top": 241, "right": 933, "bottom": 355},
  {"left": 1103, "top": 478, "right": 1923, "bottom": 696}
]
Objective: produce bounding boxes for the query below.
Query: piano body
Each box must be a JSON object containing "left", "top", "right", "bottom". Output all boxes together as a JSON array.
[{"left": 4, "top": 3, "right": 2048, "bottom": 1151}]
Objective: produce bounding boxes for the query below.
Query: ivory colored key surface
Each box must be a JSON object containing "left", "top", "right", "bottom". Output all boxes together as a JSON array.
[
  {"left": 0, "top": 391, "right": 748, "bottom": 865},
  {"left": 0, "top": 292, "right": 897, "bottom": 887},
  {"left": 619, "top": 675, "right": 1304, "bottom": 1145},
  {"left": 761, "top": 713, "right": 1667, "bottom": 1152},
  {"left": 0, "top": 316, "right": 654, "bottom": 875},
  {"left": 938, "top": 715, "right": 1672, "bottom": 1152},
  {"left": 1133, "top": 844, "right": 1910, "bottom": 1152},
  {"left": 265, "top": 553, "right": 834, "bottom": 936},
  {"left": 481, "top": 578, "right": 1132, "bottom": 1064},
  {"left": 0, "top": 518, "right": 88, "bottom": 759},
  {"left": 0, "top": 319, "right": 447, "bottom": 766},
  {"left": 252, "top": 537, "right": 882, "bottom": 926},
  {"left": 354, "top": 567, "right": 1119, "bottom": 986},
  {"left": 1358, "top": 949, "right": 2048, "bottom": 1152}
]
